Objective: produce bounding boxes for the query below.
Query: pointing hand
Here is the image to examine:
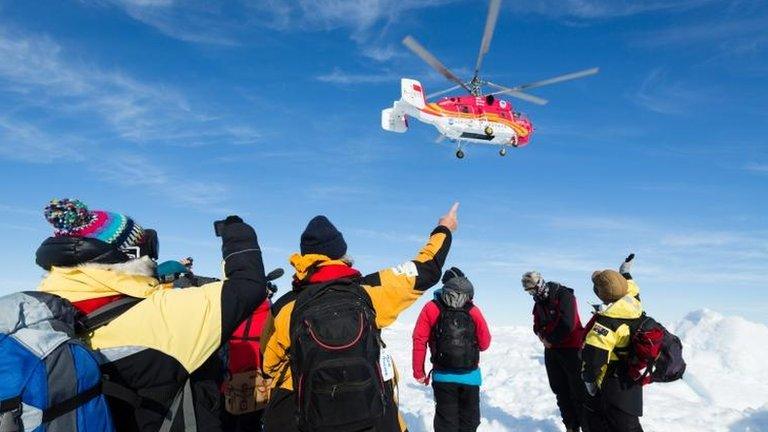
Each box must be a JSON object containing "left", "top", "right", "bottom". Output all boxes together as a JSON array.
[{"left": 438, "top": 202, "right": 460, "bottom": 232}]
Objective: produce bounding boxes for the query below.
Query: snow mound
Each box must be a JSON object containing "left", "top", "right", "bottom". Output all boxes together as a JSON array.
[
  {"left": 672, "top": 309, "right": 768, "bottom": 411},
  {"left": 383, "top": 309, "right": 768, "bottom": 432}
]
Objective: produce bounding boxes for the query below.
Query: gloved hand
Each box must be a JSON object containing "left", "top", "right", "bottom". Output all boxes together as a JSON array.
[
  {"left": 415, "top": 375, "right": 430, "bottom": 386},
  {"left": 584, "top": 381, "right": 598, "bottom": 397},
  {"left": 619, "top": 253, "right": 635, "bottom": 276},
  {"left": 538, "top": 334, "right": 552, "bottom": 349},
  {"left": 219, "top": 216, "right": 259, "bottom": 260}
]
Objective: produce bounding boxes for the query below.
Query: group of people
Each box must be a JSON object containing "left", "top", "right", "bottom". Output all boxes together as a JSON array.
[
  {"left": 521, "top": 257, "right": 646, "bottom": 432},
  {"left": 0, "top": 197, "right": 655, "bottom": 432}
]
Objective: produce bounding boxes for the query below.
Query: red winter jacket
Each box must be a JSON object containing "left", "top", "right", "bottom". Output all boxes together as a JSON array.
[
  {"left": 412, "top": 299, "right": 492, "bottom": 380},
  {"left": 228, "top": 299, "right": 272, "bottom": 374},
  {"left": 532, "top": 283, "right": 584, "bottom": 349}
]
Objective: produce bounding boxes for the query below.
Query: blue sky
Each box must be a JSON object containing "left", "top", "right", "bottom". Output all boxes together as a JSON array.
[{"left": 0, "top": 0, "right": 766, "bottom": 326}]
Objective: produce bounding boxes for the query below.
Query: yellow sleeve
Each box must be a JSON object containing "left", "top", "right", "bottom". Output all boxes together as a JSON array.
[
  {"left": 363, "top": 227, "right": 451, "bottom": 329},
  {"left": 262, "top": 302, "right": 294, "bottom": 390},
  {"left": 364, "top": 270, "right": 422, "bottom": 328},
  {"left": 628, "top": 279, "right": 640, "bottom": 299}
]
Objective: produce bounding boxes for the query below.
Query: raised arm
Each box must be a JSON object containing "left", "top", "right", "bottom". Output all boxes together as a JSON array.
[
  {"left": 361, "top": 203, "right": 458, "bottom": 328},
  {"left": 219, "top": 216, "right": 268, "bottom": 339}
]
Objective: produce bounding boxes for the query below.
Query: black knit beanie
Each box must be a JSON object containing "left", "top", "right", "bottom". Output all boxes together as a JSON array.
[{"left": 300, "top": 216, "right": 347, "bottom": 260}]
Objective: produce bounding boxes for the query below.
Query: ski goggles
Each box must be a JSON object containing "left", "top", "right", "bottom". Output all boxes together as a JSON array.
[{"left": 119, "top": 229, "right": 159, "bottom": 261}]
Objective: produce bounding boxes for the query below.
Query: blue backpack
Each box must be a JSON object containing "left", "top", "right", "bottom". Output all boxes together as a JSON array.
[{"left": 0, "top": 291, "right": 116, "bottom": 432}]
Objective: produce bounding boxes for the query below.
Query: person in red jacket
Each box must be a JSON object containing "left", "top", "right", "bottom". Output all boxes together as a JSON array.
[
  {"left": 221, "top": 272, "right": 281, "bottom": 432},
  {"left": 413, "top": 267, "right": 491, "bottom": 432},
  {"left": 522, "top": 271, "right": 586, "bottom": 432}
]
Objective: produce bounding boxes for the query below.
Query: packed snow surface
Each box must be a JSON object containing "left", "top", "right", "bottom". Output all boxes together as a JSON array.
[{"left": 383, "top": 309, "right": 768, "bottom": 432}]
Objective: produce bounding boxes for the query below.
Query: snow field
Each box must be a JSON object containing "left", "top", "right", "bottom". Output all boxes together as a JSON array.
[{"left": 383, "top": 309, "right": 768, "bottom": 431}]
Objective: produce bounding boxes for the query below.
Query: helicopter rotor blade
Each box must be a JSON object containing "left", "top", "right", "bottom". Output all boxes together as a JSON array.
[
  {"left": 486, "top": 81, "right": 548, "bottom": 105},
  {"left": 402, "top": 35, "right": 471, "bottom": 93},
  {"left": 427, "top": 84, "right": 463, "bottom": 100},
  {"left": 474, "top": 0, "right": 502, "bottom": 76},
  {"left": 515, "top": 67, "right": 600, "bottom": 91}
]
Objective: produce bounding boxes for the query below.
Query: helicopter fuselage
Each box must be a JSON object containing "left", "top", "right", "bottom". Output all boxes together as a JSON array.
[{"left": 382, "top": 78, "right": 533, "bottom": 147}]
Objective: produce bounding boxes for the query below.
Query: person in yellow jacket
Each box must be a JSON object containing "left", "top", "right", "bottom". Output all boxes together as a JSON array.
[
  {"left": 35, "top": 199, "right": 268, "bottom": 431},
  {"left": 581, "top": 255, "right": 644, "bottom": 432},
  {"left": 261, "top": 203, "right": 459, "bottom": 432}
]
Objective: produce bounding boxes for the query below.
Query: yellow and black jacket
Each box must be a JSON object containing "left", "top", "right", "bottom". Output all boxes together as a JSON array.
[
  {"left": 582, "top": 278, "right": 644, "bottom": 416},
  {"left": 262, "top": 225, "right": 452, "bottom": 432},
  {"left": 36, "top": 221, "right": 267, "bottom": 431}
]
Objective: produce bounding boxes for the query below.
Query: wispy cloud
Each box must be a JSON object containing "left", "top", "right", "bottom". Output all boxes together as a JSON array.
[
  {"left": 0, "top": 27, "right": 254, "bottom": 209},
  {"left": 635, "top": 16, "right": 768, "bottom": 48},
  {"left": 316, "top": 68, "right": 398, "bottom": 85},
  {"left": 102, "top": 0, "right": 456, "bottom": 61},
  {"left": 508, "top": 0, "right": 718, "bottom": 20},
  {"left": 93, "top": 153, "right": 230, "bottom": 209},
  {"left": 632, "top": 68, "right": 712, "bottom": 115},
  {"left": 0, "top": 116, "right": 90, "bottom": 163},
  {"left": 0, "top": 27, "right": 259, "bottom": 147},
  {"left": 744, "top": 162, "right": 768, "bottom": 174}
]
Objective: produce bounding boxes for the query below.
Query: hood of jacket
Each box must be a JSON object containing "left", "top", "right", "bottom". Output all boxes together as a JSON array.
[
  {"left": 36, "top": 235, "right": 137, "bottom": 271},
  {"left": 38, "top": 257, "right": 162, "bottom": 304},
  {"left": 600, "top": 292, "right": 643, "bottom": 320}
]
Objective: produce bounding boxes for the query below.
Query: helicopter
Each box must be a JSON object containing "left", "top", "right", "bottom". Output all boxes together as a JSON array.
[{"left": 381, "top": 0, "right": 599, "bottom": 159}]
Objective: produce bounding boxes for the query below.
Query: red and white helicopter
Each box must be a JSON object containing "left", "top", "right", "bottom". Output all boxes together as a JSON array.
[{"left": 381, "top": 0, "right": 599, "bottom": 158}]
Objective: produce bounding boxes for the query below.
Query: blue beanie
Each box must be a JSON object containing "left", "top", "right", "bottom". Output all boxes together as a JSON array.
[{"left": 300, "top": 216, "right": 347, "bottom": 259}]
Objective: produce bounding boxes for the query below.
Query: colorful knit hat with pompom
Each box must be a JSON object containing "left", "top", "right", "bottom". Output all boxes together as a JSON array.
[{"left": 44, "top": 198, "right": 146, "bottom": 252}]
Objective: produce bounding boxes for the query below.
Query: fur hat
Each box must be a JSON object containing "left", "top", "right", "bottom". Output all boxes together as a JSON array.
[
  {"left": 521, "top": 271, "right": 544, "bottom": 291},
  {"left": 44, "top": 198, "right": 146, "bottom": 253},
  {"left": 300, "top": 216, "right": 347, "bottom": 260},
  {"left": 592, "top": 269, "right": 628, "bottom": 303}
]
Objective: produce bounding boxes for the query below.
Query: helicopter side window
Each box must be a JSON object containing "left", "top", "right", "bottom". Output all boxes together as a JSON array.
[{"left": 459, "top": 105, "right": 470, "bottom": 114}]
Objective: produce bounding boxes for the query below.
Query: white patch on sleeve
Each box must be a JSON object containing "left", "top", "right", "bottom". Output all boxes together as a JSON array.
[{"left": 390, "top": 261, "right": 418, "bottom": 277}]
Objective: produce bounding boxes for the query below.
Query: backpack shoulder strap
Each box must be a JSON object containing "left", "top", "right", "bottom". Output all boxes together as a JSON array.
[
  {"left": 432, "top": 298, "right": 445, "bottom": 312},
  {"left": 41, "top": 383, "right": 102, "bottom": 423},
  {"left": 158, "top": 379, "right": 196, "bottom": 432},
  {"left": 76, "top": 296, "right": 144, "bottom": 334}
]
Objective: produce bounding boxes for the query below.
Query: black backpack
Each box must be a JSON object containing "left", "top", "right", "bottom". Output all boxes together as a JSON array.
[
  {"left": 432, "top": 299, "right": 479, "bottom": 371},
  {"left": 289, "top": 279, "right": 386, "bottom": 432},
  {"left": 628, "top": 314, "right": 687, "bottom": 385}
]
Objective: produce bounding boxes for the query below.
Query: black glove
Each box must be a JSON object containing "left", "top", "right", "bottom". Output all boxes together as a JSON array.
[
  {"left": 619, "top": 253, "right": 635, "bottom": 277},
  {"left": 584, "top": 381, "right": 598, "bottom": 397},
  {"left": 220, "top": 216, "right": 259, "bottom": 260}
]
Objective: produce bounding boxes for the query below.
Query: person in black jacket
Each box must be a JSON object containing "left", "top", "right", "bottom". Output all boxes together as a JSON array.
[{"left": 522, "top": 271, "right": 586, "bottom": 432}]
